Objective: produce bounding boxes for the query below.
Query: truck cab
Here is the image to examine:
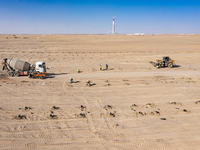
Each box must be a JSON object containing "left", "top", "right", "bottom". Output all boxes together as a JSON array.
[{"left": 35, "top": 61, "right": 46, "bottom": 73}]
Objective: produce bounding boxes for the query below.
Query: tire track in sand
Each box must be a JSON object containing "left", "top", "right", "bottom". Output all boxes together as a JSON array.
[
  {"left": 96, "top": 99, "right": 119, "bottom": 138},
  {"left": 61, "top": 81, "right": 110, "bottom": 149},
  {"left": 61, "top": 82, "right": 97, "bottom": 133}
]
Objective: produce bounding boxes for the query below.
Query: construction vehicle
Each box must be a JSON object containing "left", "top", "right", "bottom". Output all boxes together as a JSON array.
[
  {"left": 149, "top": 56, "right": 175, "bottom": 68},
  {"left": 28, "top": 61, "right": 46, "bottom": 79},
  {"left": 2, "top": 58, "right": 46, "bottom": 79}
]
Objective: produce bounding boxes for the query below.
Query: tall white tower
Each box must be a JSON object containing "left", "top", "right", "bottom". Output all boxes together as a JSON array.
[
  {"left": 112, "top": 17, "right": 115, "bottom": 34},
  {"left": 107, "top": 17, "right": 117, "bottom": 35}
]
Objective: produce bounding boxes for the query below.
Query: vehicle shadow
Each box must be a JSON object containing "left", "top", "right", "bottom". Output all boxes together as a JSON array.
[
  {"left": 47, "top": 73, "right": 68, "bottom": 75},
  {"left": 173, "top": 65, "right": 181, "bottom": 68},
  {"left": 45, "top": 73, "right": 68, "bottom": 79}
]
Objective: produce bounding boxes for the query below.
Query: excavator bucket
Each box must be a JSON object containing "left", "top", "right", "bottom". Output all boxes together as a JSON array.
[{"left": 149, "top": 61, "right": 156, "bottom": 66}]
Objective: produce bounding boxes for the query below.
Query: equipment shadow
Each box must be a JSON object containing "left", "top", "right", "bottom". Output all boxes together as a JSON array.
[
  {"left": 45, "top": 73, "right": 68, "bottom": 79},
  {"left": 173, "top": 65, "right": 181, "bottom": 68}
]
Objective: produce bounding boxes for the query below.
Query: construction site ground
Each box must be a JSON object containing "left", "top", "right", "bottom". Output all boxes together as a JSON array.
[{"left": 0, "top": 34, "right": 200, "bottom": 149}]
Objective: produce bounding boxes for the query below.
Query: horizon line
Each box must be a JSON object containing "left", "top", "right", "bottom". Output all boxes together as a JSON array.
[{"left": 0, "top": 33, "right": 199, "bottom": 35}]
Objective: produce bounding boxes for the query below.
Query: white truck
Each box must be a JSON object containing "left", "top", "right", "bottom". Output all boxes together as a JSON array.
[{"left": 2, "top": 58, "right": 46, "bottom": 79}]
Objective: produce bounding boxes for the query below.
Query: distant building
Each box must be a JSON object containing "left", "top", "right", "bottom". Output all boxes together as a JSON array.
[{"left": 134, "top": 33, "right": 145, "bottom": 36}]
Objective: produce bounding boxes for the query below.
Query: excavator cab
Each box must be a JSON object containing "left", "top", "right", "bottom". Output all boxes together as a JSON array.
[
  {"left": 163, "top": 57, "right": 170, "bottom": 62},
  {"left": 163, "top": 56, "right": 174, "bottom": 68}
]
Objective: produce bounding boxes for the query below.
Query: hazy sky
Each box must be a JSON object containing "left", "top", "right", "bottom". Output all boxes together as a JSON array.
[{"left": 0, "top": 0, "right": 200, "bottom": 34}]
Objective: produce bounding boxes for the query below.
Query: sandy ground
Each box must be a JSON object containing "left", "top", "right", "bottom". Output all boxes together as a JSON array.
[{"left": 0, "top": 34, "right": 200, "bottom": 149}]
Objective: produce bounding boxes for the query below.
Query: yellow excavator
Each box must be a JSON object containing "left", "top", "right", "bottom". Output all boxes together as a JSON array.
[{"left": 149, "top": 56, "right": 175, "bottom": 68}]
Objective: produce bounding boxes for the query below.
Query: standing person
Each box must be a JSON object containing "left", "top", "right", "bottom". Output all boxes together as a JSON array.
[
  {"left": 99, "top": 65, "right": 102, "bottom": 70},
  {"left": 70, "top": 78, "right": 73, "bottom": 83},
  {"left": 106, "top": 64, "right": 108, "bottom": 70},
  {"left": 87, "top": 80, "right": 90, "bottom": 86}
]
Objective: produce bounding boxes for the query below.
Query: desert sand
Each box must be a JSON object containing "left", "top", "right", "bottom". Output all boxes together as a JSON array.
[{"left": 0, "top": 34, "right": 200, "bottom": 149}]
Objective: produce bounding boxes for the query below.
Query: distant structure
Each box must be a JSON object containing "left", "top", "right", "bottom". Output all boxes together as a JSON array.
[
  {"left": 112, "top": 17, "right": 116, "bottom": 34},
  {"left": 126, "top": 33, "right": 145, "bottom": 36},
  {"left": 107, "top": 17, "right": 118, "bottom": 35},
  {"left": 134, "top": 33, "right": 145, "bottom": 36}
]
